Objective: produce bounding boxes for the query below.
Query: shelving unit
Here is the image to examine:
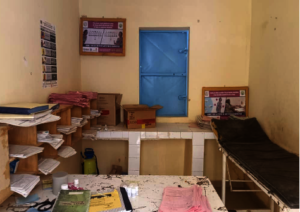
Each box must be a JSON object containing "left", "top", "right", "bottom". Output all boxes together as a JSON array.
[
  {"left": 7, "top": 105, "right": 76, "bottom": 173},
  {"left": 1, "top": 96, "right": 100, "bottom": 205}
]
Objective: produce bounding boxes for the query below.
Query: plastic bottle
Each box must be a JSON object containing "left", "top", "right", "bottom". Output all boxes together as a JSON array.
[{"left": 74, "top": 179, "right": 79, "bottom": 188}]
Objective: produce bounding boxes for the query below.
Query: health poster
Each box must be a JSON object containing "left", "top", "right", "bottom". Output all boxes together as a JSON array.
[
  {"left": 80, "top": 18, "right": 126, "bottom": 56},
  {"left": 203, "top": 87, "right": 248, "bottom": 119},
  {"left": 41, "top": 20, "right": 57, "bottom": 88}
]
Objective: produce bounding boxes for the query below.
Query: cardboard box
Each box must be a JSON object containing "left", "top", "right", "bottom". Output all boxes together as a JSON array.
[
  {"left": 123, "top": 104, "right": 163, "bottom": 129},
  {"left": 97, "top": 93, "right": 122, "bottom": 126}
]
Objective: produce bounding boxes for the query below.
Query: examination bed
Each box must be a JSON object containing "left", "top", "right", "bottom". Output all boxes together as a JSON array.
[{"left": 211, "top": 118, "right": 299, "bottom": 212}]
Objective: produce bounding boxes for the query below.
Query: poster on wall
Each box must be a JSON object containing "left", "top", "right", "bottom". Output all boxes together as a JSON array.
[
  {"left": 80, "top": 17, "right": 126, "bottom": 56},
  {"left": 202, "top": 87, "right": 249, "bottom": 119},
  {"left": 40, "top": 20, "right": 57, "bottom": 88}
]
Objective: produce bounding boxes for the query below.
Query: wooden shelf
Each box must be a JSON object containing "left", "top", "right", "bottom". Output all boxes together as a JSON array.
[
  {"left": 2, "top": 94, "right": 99, "bottom": 204},
  {"left": 52, "top": 105, "right": 73, "bottom": 115},
  {"left": 90, "top": 99, "right": 98, "bottom": 127},
  {"left": 9, "top": 157, "right": 15, "bottom": 163}
]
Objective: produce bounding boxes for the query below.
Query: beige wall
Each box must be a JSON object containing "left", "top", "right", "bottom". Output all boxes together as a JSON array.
[
  {"left": 0, "top": 0, "right": 82, "bottom": 175},
  {"left": 79, "top": 0, "right": 251, "bottom": 123},
  {"left": 0, "top": 0, "right": 81, "bottom": 104},
  {"left": 248, "top": 0, "right": 299, "bottom": 155}
]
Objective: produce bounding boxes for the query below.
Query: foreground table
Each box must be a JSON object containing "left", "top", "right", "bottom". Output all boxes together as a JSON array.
[{"left": 1, "top": 175, "right": 227, "bottom": 212}]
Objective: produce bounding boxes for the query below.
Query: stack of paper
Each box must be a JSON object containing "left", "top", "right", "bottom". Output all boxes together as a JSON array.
[
  {"left": 196, "top": 115, "right": 214, "bottom": 130},
  {"left": 0, "top": 111, "right": 60, "bottom": 127},
  {"left": 58, "top": 146, "right": 77, "bottom": 158},
  {"left": 90, "top": 110, "right": 101, "bottom": 118},
  {"left": 57, "top": 125, "right": 77, "bottom": 135},
  {"left": 37, "top": 131, "right": 64, "bottom": 149},
  {"left": 80, "top": 118, "right": 88, "bottom": 127},
  {"left": 68, "top": 91, "right": 97, "bottom": 99},
  {"left": 38, "top": 158, "right": 60, "bottom": 175},
  {"left": 9, "top": 145, "right": 44, "bottom": 158},
  {"left": 82, "top": 114, "right": 91, "bottom": 119},
  {"left": 82, "top": 130, "right": 97, "bottom": 140},
  {"left": 159, "top": 185, "right": 212, "bottom": 212},
  {"left": 71, "top": 117, "right": 83, "bottom": 126},
  {"left": 49, "top": 93, "right": 90, "bottom": 107},
  {"left": 71, "top": 117, "right": 88, "bottom": 127},
  {"left": 10, "top": 174, "right": 40, "bottom": 197},
  {"left": 0, "top": 103, "right": 60, "bottom": 127}
]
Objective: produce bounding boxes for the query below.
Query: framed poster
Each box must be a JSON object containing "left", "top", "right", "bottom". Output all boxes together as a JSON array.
[
  {"left": 80, "top": 17, "right": 126, "bottom": 56},
  {"left": 41, "top": 20, "right": 57, "bottom": 88},
  {"left": 202, "top": 87, "right": 249, "bottom": 119}
]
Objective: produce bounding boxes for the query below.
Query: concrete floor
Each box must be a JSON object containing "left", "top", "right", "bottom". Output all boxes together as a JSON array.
[{"left": 214, "top": 186, "right": 268, "bottom": 210}]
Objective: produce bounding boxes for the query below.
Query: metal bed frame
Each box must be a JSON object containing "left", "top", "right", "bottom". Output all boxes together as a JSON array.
[{"left": 211, "top": 123, "right": 299, "bottom": 212}]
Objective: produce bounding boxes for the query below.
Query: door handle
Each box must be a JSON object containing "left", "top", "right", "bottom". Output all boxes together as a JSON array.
[
  {"left": 178, "top": 95, "right": 187, "bottom": 100},
  {"left": 178, "top": 48, "right": 188, "bottom": 54}
]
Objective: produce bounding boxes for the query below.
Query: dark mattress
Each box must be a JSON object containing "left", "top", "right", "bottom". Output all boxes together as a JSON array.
[{"left": 212, "top": 118, "right": 299, "bottom": 209}]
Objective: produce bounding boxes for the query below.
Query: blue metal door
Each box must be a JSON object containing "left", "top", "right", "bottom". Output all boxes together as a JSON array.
[{"left": 139, "top": 30, "right": 189, "bottom": 117}]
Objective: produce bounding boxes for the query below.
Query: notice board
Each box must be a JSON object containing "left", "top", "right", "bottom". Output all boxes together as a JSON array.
[
  {"left": 80, "top": 17, "right": 126, "bottom": 56},
  {"left": 202, "top": 87, "right": 249, "bottom": 119}
]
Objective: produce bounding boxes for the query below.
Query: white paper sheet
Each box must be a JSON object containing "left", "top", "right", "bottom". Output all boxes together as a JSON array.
[{"left": 9, "top": 145, "right": 44, "bottom": 158}]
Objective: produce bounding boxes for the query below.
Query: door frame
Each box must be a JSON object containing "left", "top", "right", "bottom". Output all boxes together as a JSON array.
[{"left": 139, "top": 28, "right": 190, "bottom": 117}]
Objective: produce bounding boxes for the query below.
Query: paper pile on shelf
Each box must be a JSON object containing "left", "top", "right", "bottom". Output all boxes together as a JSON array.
[
  {"left": 90, "top": 109, "right": 101, "bottom": 118},
  {"left": 0, "top": 111, "right": 60, "bottom": 127},
  {"left": 37, "top": 131, "right": 64, "bottom": 149},
  {"left": 58, "top": 146, "right": 76, "bottom": 158},
  {"left": 71, "top": 117, "right": 82, "bottom": 126},
  {"left": 71, "top": 117, "right": 88, "bottom": 127},
  {"left": 9, "top": 145, "right": 44, "bottom": 158},
  {"left": 10, "top": 174, "right": 40, "bottom": 197},
  {"left": 38, "top": 158, "right": 60, "bottom": 175},
  {"left": 82, "top": 130, "right": 97, "bottom": 140},
  {"left": 196, "top": 115, "right": 213, "bottom": 130},
  {"left": 159, "top": 185, "right": 212, "bottom": 212},
  {"left": 82, "top": 114, "right": 91, "bottom": 119},
  {"left": 68, "top": 91, "right": 97, "bottom": 99},
  {"left": 49, "top": 93, "right": 90, "bottom": 107},
  {"left": 57, "top": 125, "right": 77, "bottom": 135}
]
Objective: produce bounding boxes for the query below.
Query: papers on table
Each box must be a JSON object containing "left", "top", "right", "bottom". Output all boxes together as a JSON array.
[
  {"left": 159, "top": 185, "right": 212, "bottom": 212},
  {"left": 58, "top": 146, "right": 76, "bottom": 158},
  {"left": 82, "top": 130, "right": 97, "bottom": 140},
  {"left": 9, "top": 145, "right": 44, "bottom": 158},
  {"left": 72, "top": 117, "right": 88, "bottom": 127},
  {"left": 10, "top": 174, "right": 40, "bottom": 197},
  {"left": 57, "top": 125, "right": 77, "bottom": 135},
  {"left": 38, "top": 158, "right": 60, "bottom": 175},
  {"left": 37, "top": 131, "right": 64, "bottom": 149},
  {"left": 0, "top": 112, "right": 60, "bottom": 127}
]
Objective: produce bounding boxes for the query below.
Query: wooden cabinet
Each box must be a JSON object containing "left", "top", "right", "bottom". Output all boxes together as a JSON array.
[{"left": 0, "top": 125, "right": 13, "bottom": 205}]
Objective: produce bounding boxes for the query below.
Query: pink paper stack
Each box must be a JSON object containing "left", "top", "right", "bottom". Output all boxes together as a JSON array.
[
  {"left": 68, "top": 91, "right": 97, "bottom": 100},
  {"left": 159, "top": 185, "right": 212, "bottom": 212},
  {"left": 48, "top": 93, "right": 90, "bottom": 107}
]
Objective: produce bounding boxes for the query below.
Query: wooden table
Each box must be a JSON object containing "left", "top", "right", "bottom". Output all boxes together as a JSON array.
[{"left": 1, "top": 175, "right": 227, "bottom": 212}]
